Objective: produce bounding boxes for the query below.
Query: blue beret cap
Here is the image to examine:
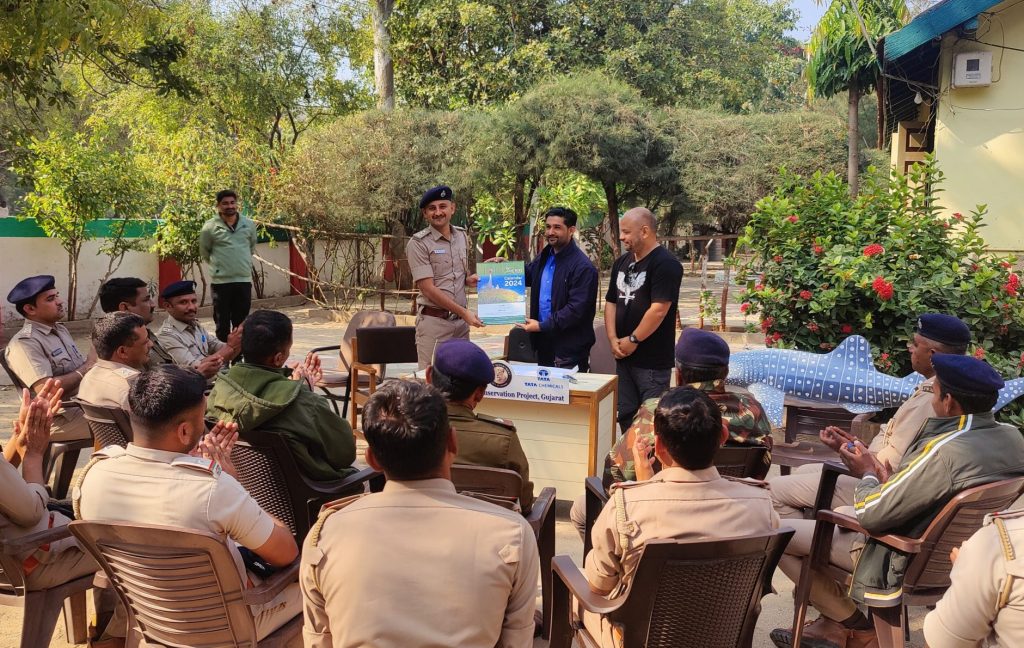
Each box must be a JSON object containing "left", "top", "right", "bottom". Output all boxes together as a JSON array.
[
  {"left": 932, "top": 353, "right": 1004, "bottom": 394},
  {"left": 7, "top": 275, "right": 55, "bottom": 304},
  {"left": 160, "top": 280, "right": 197, "bottom": 300},
  {"left": 674, "top": 328, "right": 730, "bottom": 368},
  {"left": 419, "top": 185, "right": 454, "bottom": 209},
  {"left": 915, "top": 313, "right": 970, "bottom": 347},
  {"left": 434, "top": 339, "right": 494, "bottom": 386}
]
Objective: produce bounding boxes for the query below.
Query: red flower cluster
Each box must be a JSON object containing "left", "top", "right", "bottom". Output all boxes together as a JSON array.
[
  {"left": 773, "top": 255, "right": 783, "bottom": 263},
  {"left": 1001, "top": 261, "right": 1013, "bottom": 269},
  {"left": 787, "top": 215, "right": 799, "bottom": 223},
  {"left": 813, "top": 245, "right": 824, "bottom": 255},
  {"left": 974, "top": 348, "right": 986, "bottom": 360},
  {"left": 1019, "top": 352, "right": 1024, "bottom": 368},
  {"left": 764, "top": 332, "right": 783, "bottom": 346},
  {"left": 739, "top": 302, "right": 750, "bottom": 314},
  {"left": 1004, "top": 273, "right": 1020, "bottom": 297},
  {"left": 798, "top": 290, "right": 813, "bottom": 300},
  {"left": 872, "top": 276, "right": 894, "bottom": 301},
  {"left": 760, "top": 317, "right": 775, "bottom": 333},
  {"left": 863, "top": 244, "right": 885, "bottom": 257},
  {"left": 840, "top": 324, "right": 853, "bottom": 334},
  {"left": 953, "top": 212, "right": 964, "bottom": 220},
  {"left": 755, "top": 283, "right": 765, "bottom": 291},
  {"left": 806, "top": 322, "right": 819, "bottom": 333}
]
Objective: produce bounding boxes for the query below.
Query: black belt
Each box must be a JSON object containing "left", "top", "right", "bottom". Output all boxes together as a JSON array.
[{"left": 420, "top": 305, "right": 459, "bottom": 321}]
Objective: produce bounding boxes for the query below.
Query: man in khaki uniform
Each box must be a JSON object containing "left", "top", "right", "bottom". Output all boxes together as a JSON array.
[
  {"left": 301, "top": 380, "right": 540, "bottom": 648},
  {"left": 426, "top": 338, "right": 534, "bottom": 512},
  {"left": 406, "top": 185, "right": 482, "bottom": 368},
  {"left": 99, "top": 277, "right": 173, "bottom": 369},
  {"left": 75, "top": 365, "right": 301, "bottom": 640},
  {"left": 4, "top": 275, "right": 92, "bottom": 442},
  {"left": 584, "top": 386, "right": 779, "bottom": 647},
  {"left": 925, "top": 508, "right": 1024, "bottom": 648},
  {"left": 79, "top": 313, "right": 151, "bottom": 412},
  {"left": 769, "top": 313, "right": 969, "bottom": 518},
  {"left": 156, "top": 280, "right": 241, "bottom": 379}
]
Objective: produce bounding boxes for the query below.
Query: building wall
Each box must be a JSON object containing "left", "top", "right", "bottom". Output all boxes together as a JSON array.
[{"left": 934, "top": 0, "right": 1024, "bottom": 252}]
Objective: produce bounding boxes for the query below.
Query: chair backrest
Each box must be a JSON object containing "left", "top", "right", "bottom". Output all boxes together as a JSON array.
[
  {"left": 68, "top": 520, "right": 260, "bottom": 647},
  {"left": 589, "top": 319, "right": 616, "bottom": 375},
  {"left": 505, "top": 327, "right": 537, "bottom": 363},
  {"left": 0, "top": 352, "right": 29, "bottom": 391},
  {"left": 339, "top": 310, "right": 396, "bottom": 371},
  {"left": 354, "top": 326, "right": 417, "bottom": 374},
  {"left": 77, "top": 400, "right": 132, "bottom": 449},
  {"left": 450, "top": 464, "right": 523, "bottom": 499},
  {"left": 608, "top": 529, "right": 794, "bottom": 648},
  {"left": 783, "top": 405, "right": 858, "bottom": 443},
  {"left": 904, "top": 476, "right": 1024, "bottom": 593},
  {"left": 713, "top": 446, "right": 771, "bottom": 480},
  {"left": 230, "top": 432, "right": 300, "bottom": 538}
]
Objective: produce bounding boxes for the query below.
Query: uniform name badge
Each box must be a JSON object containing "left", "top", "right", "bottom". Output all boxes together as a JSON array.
[{"left": 432, "top": 249, "right": 447, "bottom": 254}]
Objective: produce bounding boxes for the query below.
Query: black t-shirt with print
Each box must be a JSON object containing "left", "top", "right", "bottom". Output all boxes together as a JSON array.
[{"left": 604, "top": 245, "right": 683, "bottom": 369}]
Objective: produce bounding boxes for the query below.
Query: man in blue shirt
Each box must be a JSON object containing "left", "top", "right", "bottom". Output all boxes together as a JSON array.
[{"left": 518, "top": 207, "right": 598, "bottom": 371}]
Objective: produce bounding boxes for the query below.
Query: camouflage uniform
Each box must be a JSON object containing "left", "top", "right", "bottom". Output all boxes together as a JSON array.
[{"left": 603, "top": 380, "right": 772, "bottom": 485}]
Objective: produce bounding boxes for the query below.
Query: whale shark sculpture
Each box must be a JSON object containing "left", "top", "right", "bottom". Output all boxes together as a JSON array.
[{"left": 726, "top": 335, "right": 1024, "bottom": 427}]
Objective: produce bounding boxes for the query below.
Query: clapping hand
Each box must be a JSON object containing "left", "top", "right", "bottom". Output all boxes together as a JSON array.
[
  {"left": 631, "top": 433, "right": 656, "bottom": 482},
  {"left": 290, "top": 352, "right": 323, "bottom": 388},
  {"left": 198, "top": 420, "right": 240, "bottom": 478},
  {"left": 819, "top": 425, "right": 855, "bottom": 452}
]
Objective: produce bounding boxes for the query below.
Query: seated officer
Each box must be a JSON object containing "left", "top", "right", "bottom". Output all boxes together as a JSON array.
[
  {"left": 300, "top": 380, "right": 540, "bottom": 648},
  {"left": 924, "top": 508, "right": 1024, "bottom": 648},
  {"left": 425, "top": 338, "right": 534, "bottom": 512},
  {"left": 98, "top": 277, "right": 173, "bottom": 368},
  {"left": 570, "top": 327, "right": 772, "bottom": 537},
  {"left": 156, "top": 280, "right": 240, "bottom": 379},
  {"left": 79, "top": 313, "right": 152, "bottom": 412},
  {"left": 76, "top": 365, "right": 300, "bottom": 639},
  {"left": 4, "top": 275, "right": 93, "bottom": 442},
  {"left": 207, "top": 309, "right": 357, "bottom": 481},
  {"left": 770, "top": 355, "right": 1024, "bottom": 648},
  {"left": 584, "top": 386, "right": 778, "bottom": 645},
  {"left": 770, "top": 312, "right": 968, "bottom": 519}
]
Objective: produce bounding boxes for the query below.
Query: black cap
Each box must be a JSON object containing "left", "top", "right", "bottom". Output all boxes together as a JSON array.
[
  {"left": 7, "top": 275, "right": 56, "bottom": 305},
  {"left": 419, "top": 185, "right": 454, "bottom": 209},
  {"left": 433, "top": 339, "right": 495, "bottom": 386},
  {"left": 160, "top": 280, "right": 197, "bottom": 300},
  {"left": 932, "top": 353, "right": 1004, "bottom": 394},
  {"left": 915, "top": 313, "right": 971, "bottom": 347},
  {"left": 674, "top": 328, "right": 730, "bottom": 368}
]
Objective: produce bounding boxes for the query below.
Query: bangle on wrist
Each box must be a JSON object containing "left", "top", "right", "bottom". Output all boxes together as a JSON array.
[{"left": 74, "top": 370, "right": 85, "bottom": 380}]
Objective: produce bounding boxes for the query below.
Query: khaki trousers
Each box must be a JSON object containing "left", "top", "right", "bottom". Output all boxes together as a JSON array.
[
  {"left": 415, "top": 313, "right": 470, "bottom": 369},
  {"left": 51, "top": 406, "right": 91, "bottom": 443},
  {"left": 253, "top": 581, "right": 302, "bottom": 640},
  {"left": 778, "top": 516, "right": 861, "bottom": 622},
  {"left": 769, "top": 463, "right": 861, "bottom": 519}
]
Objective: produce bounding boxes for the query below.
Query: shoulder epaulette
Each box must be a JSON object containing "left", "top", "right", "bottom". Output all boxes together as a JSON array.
[
  {"left": 722, "top": 475, "right": 771, "bottom": 489},
  {"left": 474, "top": 412, "right": 516, "bottom": 431},
  {"left": 71, "top": 445, "right": 127, "bottom": 518},
  {"left": 307, "top": 494, "right": 369, "bottom": 551},
  {"left": 412, "top": 229, "right": 430, "bottom": 239},
  {"left": 170, "top": 455, "right": 223, "bottom": 478}
]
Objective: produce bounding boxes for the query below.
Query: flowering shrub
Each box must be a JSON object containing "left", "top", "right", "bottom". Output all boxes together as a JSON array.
[{"left": 734, "top": 158, "right": 1024, "bottom": 426}]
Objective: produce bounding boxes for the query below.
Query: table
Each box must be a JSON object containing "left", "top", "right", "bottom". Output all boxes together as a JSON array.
[{"left": 476, "top": 372, "right": 618, "bottom": 502}]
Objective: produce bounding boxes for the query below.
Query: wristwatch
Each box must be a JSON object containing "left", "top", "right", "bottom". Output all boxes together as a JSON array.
[{"left": 628, "top": 334, "right": 640, "bottom": 344}]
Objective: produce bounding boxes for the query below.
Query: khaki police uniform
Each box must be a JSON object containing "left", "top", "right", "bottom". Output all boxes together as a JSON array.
[
  {"left": 924, "top": 508, "right": 1024, "bottom": 648},
  {"left": 300, "top": 479, "right": 540, "bottom": 648},
  {"left": 3, "top": 319, "right": 90, "bottom": 442},
  {"left": 156, "top": 316, "right": 225, "bottom": 368},
  {"left": 769, "top": 376, "right": 936, "bottom": 518},
  {"left": 0, "top": 457, "right": 95, "bottom": 590},
  {"left": 448, "top": 402, "right": 535, "bottom": 513},
  {"left": 407, "top": 225, "right": 471, "bottom": 368},
  {"left": 78, "top": 359, "right": 139, "bottom": 411},
  {"left": 146, "top": 328, "right": 174, "bottom": 369},
  {"left": 584, "top": 466, "right": 780, "bottom": 647},
  {"left": 75, "top": 444, "right": 300, "bottom": 639}
]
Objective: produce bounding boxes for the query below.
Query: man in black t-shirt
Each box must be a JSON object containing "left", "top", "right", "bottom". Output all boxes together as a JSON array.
[{"left": 604, "top": 207, "right": 683, "bottom": 431}]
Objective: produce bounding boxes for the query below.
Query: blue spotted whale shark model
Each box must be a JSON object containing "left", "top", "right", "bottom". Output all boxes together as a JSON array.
[{"left": 726, "top": 335, "right": 1024, "bottom": 427}]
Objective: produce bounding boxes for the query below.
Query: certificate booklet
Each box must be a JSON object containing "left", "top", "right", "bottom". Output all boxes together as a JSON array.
[{"left": 477, "top": 261, "right": 527, "bottom": 325}]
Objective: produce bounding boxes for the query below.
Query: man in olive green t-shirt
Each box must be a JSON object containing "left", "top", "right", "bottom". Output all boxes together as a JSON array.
[{"left": 199, "top": 189, "right": 257, "bottom": 343}]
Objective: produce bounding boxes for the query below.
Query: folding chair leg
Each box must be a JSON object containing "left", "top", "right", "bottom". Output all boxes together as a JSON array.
[
  {"left": 21, "top": 591, "right": 63, "bottom": 648},
  {"left": 790, "top": 555, "right": 815, "bottom": 648},
  {"left": 63, "top": 590, "right": 88, "bottom": 644},
  {"left": 50, "top": 446, "right": 81, "bottom": 500},
  {"left": 871, "top": 605, "right": 906, "bottom": 648}
]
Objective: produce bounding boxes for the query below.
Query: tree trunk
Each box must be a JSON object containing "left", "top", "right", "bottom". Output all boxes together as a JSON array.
[
  {"left": 875, "top": 80, "right": 886, "bottom": 149},
  {"left": 67, "top": 247, "right": 78, "bottom": 321},
  {"left": 847, "top": 79, "right": 861, "bottom": 198},
  {"left": 603, "top": 181, "right": 621, "bottom": 257},
  {"left": 372, "top": 0, "right": 395, "bottom": 111}
]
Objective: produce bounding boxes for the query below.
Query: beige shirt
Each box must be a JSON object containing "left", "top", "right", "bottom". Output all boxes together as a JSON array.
[
  {"left": 3, "top": 320, "right": 86, "bottom": 394},
  {"left": 867, "top": 376, "right": 936, "bottom": 468},
  {"left": 301, "top": 479, "right": 539, "bottom": 648},
  {"left": 78, "top": 359, "right": 139, "bottom": 411},
  {"left": 0, "top": 457, "right": 76, "bottom": 562},
  {"left": 585, "top": 466, "right": 780, "bottom": 595},
  {"left": 925, "top": 510, "right": 1024, "bottom": 648},
  {"left": 76, "top": 444, "right": 276, "bottom": 581},
  {"left": 156, "top": 316, "right": 225, "bottom": 367},
  {"left": 406, "top": 225, "right": 469, "bottom": 309}
]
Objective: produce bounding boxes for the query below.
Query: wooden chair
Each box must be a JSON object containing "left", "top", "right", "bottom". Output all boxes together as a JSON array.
[
  {"left": 308, "top": 310, "right": 396, "bottom": 417},
  {"left": 588, "top": 320, "right": 616, "bottom": 375},
  {"left": 550, "top": 529, "right": 794, "bottom": 648},
  {"left": 450, "top": 465, "right": 557, "bottom": 639},
  {"left": 231, "top": 426, "right": 384, "bottom": 542},
  {"left": 0, "top": 352, "right": 90, "bottom": 498},
  {"left": 0, "top": 525, "right": 92, "bottom": 648},
  {"left": 771, "top": 405, "right": 873, "bottom": 476},
  {"left": 503, "top": 327, "right": 538, "bottom": 363},
  {"left": 77, "top": 400, "right": 132, "bottom": 449},
  {"left": 790, "top": 463, "right": 1024, "bottom": 648},
  {"left": 69, "top": 520, "right": 301, "bottom": 648},
  {"left": 347, "top": 325, "right": 418, "bottom": 431}
]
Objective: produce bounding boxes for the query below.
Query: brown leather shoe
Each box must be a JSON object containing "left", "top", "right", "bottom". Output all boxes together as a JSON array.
[{"left": 770, "top": 616, "right": 879, "bottom": 648}]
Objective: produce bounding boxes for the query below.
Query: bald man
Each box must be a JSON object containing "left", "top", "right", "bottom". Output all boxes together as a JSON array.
[{"left": 604, "top": 208, "right": 683, "bottom": 431}]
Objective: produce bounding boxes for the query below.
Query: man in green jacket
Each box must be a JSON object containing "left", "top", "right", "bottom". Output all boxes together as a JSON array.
[
  {"left": 207, "top": 309, "right": 357, "bottom": 482},
  {"left": 771, "top": 354, "right": 1024, "bottom": 648},
  {"left": 200, "top": 189, "right": 258, "bottom": 343}
]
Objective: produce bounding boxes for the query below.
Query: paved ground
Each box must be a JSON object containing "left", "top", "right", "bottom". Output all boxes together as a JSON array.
[{"left": 0, "top": 276, "right": 930, "bottom": 647}]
